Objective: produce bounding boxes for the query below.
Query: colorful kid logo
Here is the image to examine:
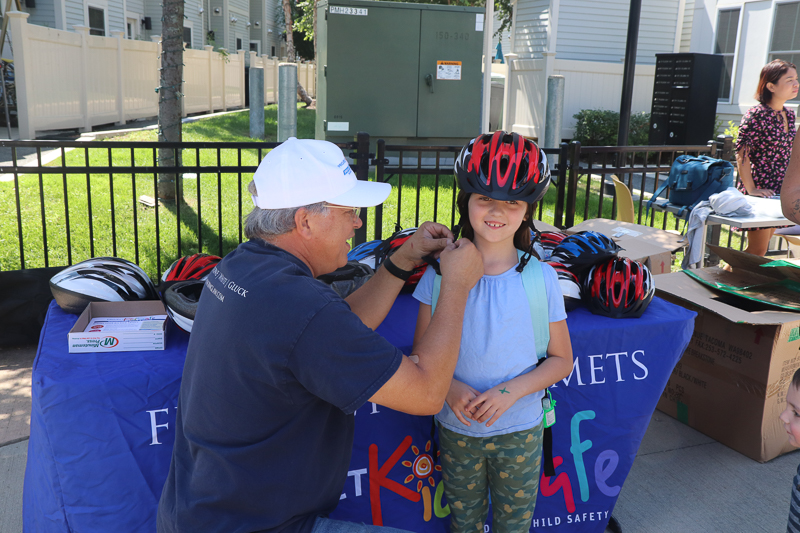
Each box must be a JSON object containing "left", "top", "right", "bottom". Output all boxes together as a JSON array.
[{"left": 369, "top": 436, "right": 449, "bottom": 525}]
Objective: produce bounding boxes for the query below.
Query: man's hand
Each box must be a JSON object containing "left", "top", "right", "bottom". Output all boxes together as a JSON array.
[
  {"left": 439, "top": 238, "right": 484, "bottom": 291},
  {"left": 391, "top": 221, "right": 454, "bottom": 271},
  {"left": 445, "top": 379, "right": 480, "bottom": 426}
]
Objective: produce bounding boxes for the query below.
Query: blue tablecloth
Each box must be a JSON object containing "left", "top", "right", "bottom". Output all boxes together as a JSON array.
[{"left": 24, "top": 295, "right": 695, "bottom": 532}]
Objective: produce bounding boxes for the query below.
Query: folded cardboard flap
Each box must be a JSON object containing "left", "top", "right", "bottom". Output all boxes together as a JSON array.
[
  {"left": 655, "top": 271, "right": 800, "bottom": 325},
  {"left": 683, "top": 245, "right": 800, "bottom": 311},
  {"left": 709, "top": 244, "right": 800, "bottom": 282}
]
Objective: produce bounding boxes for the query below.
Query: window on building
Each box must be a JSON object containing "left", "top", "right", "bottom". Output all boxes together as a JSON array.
[
  {"left": 236, "top": 37, "right": 242, "bottom": 50},
  {"left": 183, "top": 26, "right": 192, "bottom": 48},
  {"left": 714, "top": 8, "right": 739, "bottom": 100},
  {"left": 250, "top": 42, "right": 259, "bottom": 54},
  {"left": 126, "top": 17, "right": 138, "bottom": 39},
  {"left": 88, "top": 6, "right": 105, "bottom": 36},
  {"left": 770, "top": 2, "right": 800, "bottom": 71},
  {"left": 271, "top": 45, "right": 275, "bottom": 57}
]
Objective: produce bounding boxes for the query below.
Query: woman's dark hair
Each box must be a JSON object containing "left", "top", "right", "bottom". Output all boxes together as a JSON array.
[
  {"left": 756, "top": 59, "right": 797, "bottom": 104},
  {"left": 456, "top": 191, "right": 534, "bottom": 251}
]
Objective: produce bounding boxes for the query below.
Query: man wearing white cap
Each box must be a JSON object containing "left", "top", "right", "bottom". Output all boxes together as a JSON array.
[{"left": 158, "top": 138, "right": 484, "bottom": 533}]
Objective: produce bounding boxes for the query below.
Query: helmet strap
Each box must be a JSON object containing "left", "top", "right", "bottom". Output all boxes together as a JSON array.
[{"left": 516, "top": 219, "right": 541, "bottom": 273}]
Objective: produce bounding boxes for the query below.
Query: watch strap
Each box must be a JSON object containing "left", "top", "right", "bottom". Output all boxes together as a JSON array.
[{"left": 382, "top": 255, "right": 414, "bottom": 281}]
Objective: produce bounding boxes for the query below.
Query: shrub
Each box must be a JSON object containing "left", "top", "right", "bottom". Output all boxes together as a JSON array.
[{"left": 572, "top": 109, "right": 651, "bottom": 146}]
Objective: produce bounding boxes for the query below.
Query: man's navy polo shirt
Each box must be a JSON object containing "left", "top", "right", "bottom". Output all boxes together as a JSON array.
[{"left": 157, "top": 239, "right": 403, "bottom": 533}]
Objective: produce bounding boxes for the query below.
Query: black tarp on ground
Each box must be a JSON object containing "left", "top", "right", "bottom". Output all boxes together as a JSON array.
[{"left": 0, "top": 267, "right": 64, "bottom": 347}]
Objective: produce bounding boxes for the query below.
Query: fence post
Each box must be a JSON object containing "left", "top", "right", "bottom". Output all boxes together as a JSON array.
[
  {"left": 74, "top": 25, "right": 91, "bottom": 133},
  {"left": 544, "top": 75, "right": 565, "bottom": 149},
  {"left": 353, "top": 131, "right": 370, "bottom": 245},
  {"left": 6, "top": 12, "right": 32, "bottom": 139},
  {"left": 502, "top": 53, "right": 518, "bottom": 131},
  {"left": 374, "top": 138, "right": 386, "bottom": 241},
  {"left": 220, "top": 49, "right": 227, "bottom": 111},
  {"left": 565, "top": 141, "right": 581, "bottom": 228},
  {"left": 553, "top": 142, "right": 569, "bottom": 228},
  {"left": 278, "top": 62, "right": 297, "bottom": 141},
  {"left": 249, "top": 68, "right": 264, "bottom": 139},
  {"left": 717, "top": 134, "right": 734, "bottom": 161},
  {"left": 111, "top": 30, "right": 126, "bottom": 126},
  {"left": 238, "top": 49, "right": 246, "bottom": 107},
  {"left": 205, "top": 45, "right": 214, "bottom": 113}
]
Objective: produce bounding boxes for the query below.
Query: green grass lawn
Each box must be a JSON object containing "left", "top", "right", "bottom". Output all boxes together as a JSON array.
[{"left": 1, "top": 106, "right": 744, "bottom": 278}]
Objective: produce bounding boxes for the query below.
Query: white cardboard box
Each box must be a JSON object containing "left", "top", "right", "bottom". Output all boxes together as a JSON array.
[
  {"left": 68, "top": 301, "right": 168, "bottom": 353},
  {"left": 566, "top": 219, "right": 685, "bottom": 275}
]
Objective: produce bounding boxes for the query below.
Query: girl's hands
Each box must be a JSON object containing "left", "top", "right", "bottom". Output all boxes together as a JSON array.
[
  {"left": 446, "top": 380, "right": 481, "bottom": 427},
  {"left": 464, "top": 383, "right": 520, "bottom": 428}
]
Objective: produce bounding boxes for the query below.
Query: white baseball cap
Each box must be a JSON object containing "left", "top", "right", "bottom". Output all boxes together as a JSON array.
[{"left": 251, "top": 137, "right": 391, "bottom": 209}]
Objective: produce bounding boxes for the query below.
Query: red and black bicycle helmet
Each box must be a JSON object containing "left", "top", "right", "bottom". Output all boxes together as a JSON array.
[
  {"left": 547, "top": 261, "right": 583, "bottom": 311},
  {"left": 161, "top": 253, "right": 221, "bottom": 284},
  {"left": 455, "top": 131, "right": 551, "bottom": 204},
  {"left": 583, "top": 257, "right": 654, "bottom": 319},
  {"left": 539, "top": 231, "right": 569, "bottom": 261}
]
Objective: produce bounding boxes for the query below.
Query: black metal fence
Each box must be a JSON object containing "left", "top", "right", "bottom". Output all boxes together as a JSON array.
[{"left": 0, "top": 134, "right": 736, "bottom": 279}]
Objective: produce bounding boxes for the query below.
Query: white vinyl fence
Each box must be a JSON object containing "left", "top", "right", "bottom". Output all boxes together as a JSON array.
[
  {"left": 8, "top": 11, "right": 315, "bottom": 140},
  {"left": 502, "top": 54, "right": 655, "bottom": 141}
]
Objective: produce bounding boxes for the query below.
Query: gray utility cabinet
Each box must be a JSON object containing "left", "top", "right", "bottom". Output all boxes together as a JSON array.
[{"left": 316, "top": 0, "right": 484, "bottom": 145}]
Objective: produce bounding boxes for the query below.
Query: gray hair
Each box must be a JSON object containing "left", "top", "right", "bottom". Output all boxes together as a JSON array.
[{"left": 244, "top": 180, "right": 328, "bottom": 240}]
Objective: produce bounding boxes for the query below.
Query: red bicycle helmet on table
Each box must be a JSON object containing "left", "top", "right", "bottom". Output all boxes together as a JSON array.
[
  {"left": 583, "top": 257, "right": 654, "bottom": 319},
  {"left": 454, "top": 131, "right": 551, "bottom": 271}
]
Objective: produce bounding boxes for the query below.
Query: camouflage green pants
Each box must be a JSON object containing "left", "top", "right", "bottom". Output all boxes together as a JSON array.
[{"left": 438, "top": 422, "right": 544, "bottom": 533}]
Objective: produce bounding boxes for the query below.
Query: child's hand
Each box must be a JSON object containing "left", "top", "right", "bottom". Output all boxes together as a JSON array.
[
  {"left": 465, "top": 383, "right": 520, "bottom": 427},
  {"left": 446, "top": 379, "right": 481, "bottom": 427}
]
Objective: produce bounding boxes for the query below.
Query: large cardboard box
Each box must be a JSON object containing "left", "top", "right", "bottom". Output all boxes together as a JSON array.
[
  {"left": 655, "top": 247, "right": 800, "bottom": 462},
  {"left": 68, "top": 301, "right": 168, "bottom": 353},
  {"left": 566, "top": 219, "right": 685, "bottom": 274}
]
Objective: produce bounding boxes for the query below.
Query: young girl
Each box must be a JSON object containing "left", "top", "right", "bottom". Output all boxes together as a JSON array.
[{"left": 412, "top": 131, "right": 574, "bottom": 533}]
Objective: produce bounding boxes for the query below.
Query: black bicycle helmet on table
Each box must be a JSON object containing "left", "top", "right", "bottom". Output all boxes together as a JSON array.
[
  {"left": 454, "top": 131, "right": 551, "bottom": 271},
  {"left": 50, "top": 256, "right": 158, "bottom": 314},
  {"left": 583, "top": 257, "right": 654, "bottom": 319},
  {"left": 163, "top": 280, "right": 204, "bottom": 333},
  {"left": 549, "top": 231, "right": 622, "bottom": 274}
]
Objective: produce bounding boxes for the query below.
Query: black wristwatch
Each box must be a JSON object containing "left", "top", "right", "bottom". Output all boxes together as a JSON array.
[{"left": 382, "top": 255, "right": 415, "bottom": 281}]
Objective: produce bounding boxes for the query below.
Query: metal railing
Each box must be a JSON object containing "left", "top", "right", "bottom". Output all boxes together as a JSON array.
[{"left": 0, "top": 134, "right": 739, "bottom": 278}]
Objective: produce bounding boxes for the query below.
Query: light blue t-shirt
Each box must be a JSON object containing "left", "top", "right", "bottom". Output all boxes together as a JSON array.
[{"left": 413, "top": 260, "right": 567, "bottom": 437}]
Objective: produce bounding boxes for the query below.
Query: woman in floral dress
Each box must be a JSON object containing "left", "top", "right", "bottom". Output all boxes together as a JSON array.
[{"left": 736, "top": 59, "right": 799, "bottom": 256}]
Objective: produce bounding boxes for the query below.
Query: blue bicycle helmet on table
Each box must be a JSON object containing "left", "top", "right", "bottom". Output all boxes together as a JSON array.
[{"left": 549, "top": 231, "right": 622, "bottom": 274}]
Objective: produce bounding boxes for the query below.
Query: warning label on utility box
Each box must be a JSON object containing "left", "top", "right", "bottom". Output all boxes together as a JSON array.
[{"left": 436, "top": 61, "right": 462, "bottom": 81}]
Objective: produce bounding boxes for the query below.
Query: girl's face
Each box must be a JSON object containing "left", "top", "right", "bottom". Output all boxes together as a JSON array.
[
  {"left": 779, "top": 383, "right": 800, "bottom": 448},
  {"left": 467, "top": 194, "right": 528, "bottom": 247},
  {"left": 768, "top": 68, "right": 799, "bottom": 103}
]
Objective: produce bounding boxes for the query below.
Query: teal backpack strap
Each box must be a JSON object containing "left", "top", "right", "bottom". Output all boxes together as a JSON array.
[
  {"left": 431, "top": 273, "right": 442, "bottom": 314},
  {"left": 517, "top": 249, "right": 549, "bottom": 361}
]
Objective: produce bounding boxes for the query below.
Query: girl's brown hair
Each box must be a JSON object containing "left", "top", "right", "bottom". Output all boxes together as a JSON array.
[
  {"left": 456, "top": 191, "right": 535, "bottom": 251},
  {"left": 755, "top": 59, "right": 797, "bottom": 104}
]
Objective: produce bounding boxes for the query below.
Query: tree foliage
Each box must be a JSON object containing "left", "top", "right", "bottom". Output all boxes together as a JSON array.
[{"left": 290, "top": 0, "right": 513, "bottom": 48}]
